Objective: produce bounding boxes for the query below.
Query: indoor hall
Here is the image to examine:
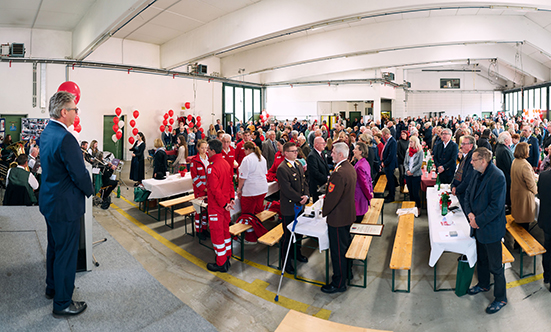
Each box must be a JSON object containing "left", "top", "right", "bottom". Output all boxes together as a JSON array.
[{"left": 2, "top": 1, "right": 551, "bottom": 331}]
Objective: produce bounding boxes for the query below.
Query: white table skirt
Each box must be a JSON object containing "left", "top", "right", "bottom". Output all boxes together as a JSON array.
[
  {"left": 142, "top": 173, "right": 193, "bottom": 199},
  {"left": 427, "top": 187, "right": 477, "bottom": 268},
  {"left": 191, "top": 195, "right": 242, "bottom": 217},
  {"left": 287, "top": 215, "right": 329, "bottom": 252}
]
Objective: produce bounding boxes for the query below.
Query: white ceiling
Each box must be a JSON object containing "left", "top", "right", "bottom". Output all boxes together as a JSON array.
[{"left": 1, "top": 0, "right": 551, "bottom": 88}]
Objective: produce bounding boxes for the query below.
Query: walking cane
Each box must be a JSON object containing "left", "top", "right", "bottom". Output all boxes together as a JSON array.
[{"left": 275, "top": 204, "right": 302, "bottom": 302}]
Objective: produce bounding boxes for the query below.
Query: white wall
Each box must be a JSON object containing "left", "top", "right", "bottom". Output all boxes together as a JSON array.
[{"left": 0, "top": 28, "right": 71, "bottom": 58}]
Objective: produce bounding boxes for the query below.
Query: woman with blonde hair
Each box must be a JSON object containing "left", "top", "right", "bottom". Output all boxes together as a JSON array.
[
  {"left": 511, "top": 142, "right": 537, "bottom": 231},
  {"left": 403, "top": 136, "right": 423, "bottom": 214},
  {"left": 208, "top": 124, "right": 217, "bottom": 140},
  {"left": 237, "top": 141, "right": 268, "bottom": 244}
]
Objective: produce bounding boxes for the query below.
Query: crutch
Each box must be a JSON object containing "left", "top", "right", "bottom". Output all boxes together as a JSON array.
[{"left": 275, "top": 204, "right": 302, "bottom": 302}]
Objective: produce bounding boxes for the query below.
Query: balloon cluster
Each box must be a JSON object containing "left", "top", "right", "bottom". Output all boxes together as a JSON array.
[
  {"left": 129, "top": 110, "right": 140, "bottom": 144},
  {"left": 159, "top": 109, "right": 175, "bottom": 133},
  {"left": 111, "top": 108, "right": 124, "bottom": 142},
  {"left": 260, "top": 110, "right": 270, "bottom": 123},
  {"left": 57, "top": 81, "right": 82, "bottom": 133}
]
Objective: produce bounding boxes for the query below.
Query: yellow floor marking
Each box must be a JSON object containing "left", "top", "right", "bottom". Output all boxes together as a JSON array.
[
  {"left": 506, "top": 273, "right": 543, "bottom": 289},
  {"left": 111, "top": 197, "right": 331, "bottom": 319}
]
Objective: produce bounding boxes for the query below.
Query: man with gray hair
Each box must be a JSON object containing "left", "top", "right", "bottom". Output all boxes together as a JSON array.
[
  {"left": 451, "top": 135, "right": 475, "bottom": 208},
  {"left": 432, "top": 128, "right": 459, "bottom": 184},
  {"left": 495, "top": 131, "right": 514, "bottom": 210},
  {"left": 261, "top": 130, "right": 277, "bottom": 168},
  {"left": 321, "top": 142, "right": 356, "bottom": 293},
  {"left": 381, "top": 128, "right": 398, "bottom": 203},
  {"left": 40, "top": 91, "right": 94, "bottom": 318}
]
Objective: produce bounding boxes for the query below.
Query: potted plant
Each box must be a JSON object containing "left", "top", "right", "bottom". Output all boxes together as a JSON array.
[{"left": 179, "top": 164, "right": 187, "bottom": 177}]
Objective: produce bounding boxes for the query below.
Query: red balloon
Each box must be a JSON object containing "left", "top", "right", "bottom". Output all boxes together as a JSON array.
[
  {"left": 189, "top": 122, "right": 194, "bottom": 128},
  {"left": 132, "top": 128, "right": 139, "bottom": 136},
  {"left": 113, "top": 116, "right": 119, "bottom": 124},
  {"left": 160, "top": 125, "right": 165, "bottom": 132},
  {"left": 115, "top": 107, "right": 122, "bottom": 116},
  {"left": 266, "top": 113, "right": 270, "bottom": 118},
  {"left": 196, "top": 121, "right": 201, "bottom": 127},
  {"left": 168, "top": 109, "right": 174, "bottom": 117},
  {"left": 199, "top": 127, "right": 204, "bottom": 133},
  {"left": 167, "top": 125, "right": 172, "bottom": 132},
  {"left": 128, "top": 136, "right": 135, "bottom": 144},
  {"left": 133, "top": 110, "right": 139, "bottom": 119},
  {"left": 116, "top": 131, "right": 122, "bottom": 140},
  {"left": 113, "top": 124, "right": 119, "bottom": 132},
  {"left": 57, "top": 81, "right": 81, "bottom": 104},
  {"left": 162, "top": 119, "right": 167, "bottom": 126},
  {"left": 197, "top": 116, "right": 201, "bottom": 121},
  {"left": 187, "top": 114, "right": 193, "bottom": 121},
  {"left": 129, "top": 119, "right": 136, "bottom": 127},
  {"left": 169, "top": 118, "right": 174, "bottom": 125},
  {"left": 185, "top": 102, "right": 191, "bottom": 109},
  {"left": 163, "top": 113, "right": 169, "bottom": 120},
  {"left": 74, "top": 124, "right": 82, "bottom": 133},
  {"left": 74, "top": 115, "right": 80, "bottom": 126}
]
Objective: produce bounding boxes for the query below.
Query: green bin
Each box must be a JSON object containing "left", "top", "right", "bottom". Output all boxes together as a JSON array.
[{"left": 455, "top": 255, "right": 475, "bottom": 297}]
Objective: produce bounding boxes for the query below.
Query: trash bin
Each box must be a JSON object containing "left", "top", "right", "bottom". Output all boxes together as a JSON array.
[{"left": 455, "top": 255, "right": 475, "bottom": 297}]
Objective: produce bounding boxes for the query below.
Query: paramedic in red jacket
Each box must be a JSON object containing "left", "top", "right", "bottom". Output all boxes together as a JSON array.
[
  {"left": 206, "top": 139, "right": 235, "bottom": 272},
  {"left": 221, "top": 133, "right": 237, "bottom": 172},
  {"left": 190, "top": 139, "right": 209, "bottom": 240},
  {"left": 235, "top": 130, "right": 251, "bottom": 166}
]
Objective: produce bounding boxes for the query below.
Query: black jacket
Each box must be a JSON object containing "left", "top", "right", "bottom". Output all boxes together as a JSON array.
[{"left": 538, "top": 170, "right": 551, "bottom": 234}]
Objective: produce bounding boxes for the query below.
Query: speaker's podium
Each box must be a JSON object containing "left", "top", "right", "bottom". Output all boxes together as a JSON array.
[{"left": 76, "top": 164, "right": 95, "bottom": 272}]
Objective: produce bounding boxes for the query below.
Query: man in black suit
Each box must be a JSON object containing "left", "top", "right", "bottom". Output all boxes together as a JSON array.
[
  {"left": 464, "top": 147, "right": 507, "bottom": 314},
  {"left": 261, "top": 130, "right": 277, "bottom": 169},
  {"left": 520, "top": 125, "right": 539, "bottom": 171},
  {"left": 226, "top": 121, "right": 235, "bottom": 138},
  {"left": 381, "top": 128, "right": 397, "bottom": 203},
  {"left": 214, "top": 119, "right": 222, "bottom": 132},
  {"left": 451, "top": 135, "right": 475, "bottom": 208},
  {"left": 277, "top": 142, "right": 309, "bottom": 275},
  {"left": 432, "top": 128, "right": 459, "bottom": 184},
  {"left": 495, "top": 132, "right": 514, "bottom": 210},
  {"left": 307, "top": 137, "right": 329, "bottom": 203},
  {"left": 40, "top": 91, "right": 94, "bottom": 318},
  {"left": 538, "top": 169, "right": 551, "bottom": 288}
]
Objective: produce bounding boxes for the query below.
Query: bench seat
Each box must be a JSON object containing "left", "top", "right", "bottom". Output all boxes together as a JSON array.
[
  {"left": 506, "top": 215, "right": 546, "bottom": 278},
  {"left": 389, "top": 201, "right": 415, "bottom": 292}
]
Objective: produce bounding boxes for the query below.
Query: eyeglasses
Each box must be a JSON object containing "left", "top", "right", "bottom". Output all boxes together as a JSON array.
[
  {"left": 471, "top": 157, "right": 482, "bottom": 162},
  {"left": 66, "top": 107, "right": 79, "bottom": 114},
  {"left": 286, "top": 149, "right": 298, "bottom": 153}
]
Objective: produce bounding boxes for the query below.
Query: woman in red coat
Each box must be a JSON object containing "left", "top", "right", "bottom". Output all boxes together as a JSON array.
[{"left": 190, "top": 139, "right": 209, "bottom": 239}]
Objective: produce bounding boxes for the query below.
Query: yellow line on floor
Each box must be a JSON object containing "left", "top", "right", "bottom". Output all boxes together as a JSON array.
[
  {"left": 507, "top": 273, "right": 543, "bottom": 289},
  {"left": 112, "top": 197, "right": 331, "bottom": 319}
]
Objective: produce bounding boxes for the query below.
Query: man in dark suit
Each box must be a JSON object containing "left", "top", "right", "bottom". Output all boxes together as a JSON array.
[
  {"left": 321, "top": 142, "right": 356, "bottom": 293},
  {"left": 261, "top": 130, "right": 277, "bottom": 169},
  {"left": 307, "top": 137, "right": 329, "bottom": 203},
  {"left": 39, "top": 91, "right": 94, "bottom": 318},
  {"left": 463, "top": 147, "right": 507, "bottom": 314},
  {"left": 381, "top": 128, "right": 398, "bottom": 203},
  {"left": 214, "top": 119, "right": 222, "bottom": 132},
  {"left": 432, "top": 128, "right": 459, "bottom": 184},
  {"left": 277, "top": 142, "right": 309, "bottom": 275},
  {"left": 423, "top": 122, "right": 433, "bottom": 149},
  {"left": 537, "top": 169, "right": 551, "bottom": 288},
  {"left": 451, "top": 135, "right": 475, "bottom": 209},
  {"left": 495, "top": 132, "right": 514, "bottom": 210},
  {"left": 520, "top": 125, "right": 539, "bottom": 171},
  {"left": 226, "top": 121, "right": 235, "bottom": 138}
]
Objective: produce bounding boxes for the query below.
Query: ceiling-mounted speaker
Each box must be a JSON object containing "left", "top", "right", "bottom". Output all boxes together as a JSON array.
[{"left": 10, "top": 43, "right": 25, "bottom": 57}]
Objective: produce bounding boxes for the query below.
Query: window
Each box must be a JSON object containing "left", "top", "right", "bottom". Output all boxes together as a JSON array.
[
  {"left": 223, "top": 84, "right": 262, "bottom": 127},
  {"left": 440, "top": 78, "right": 460, "bottom": 89},
  {"left": 542, "top": 87, "right": 548, "bottom": 110},
  {"left": 535, "top": 88, "right": 541, "bottom": 110}
]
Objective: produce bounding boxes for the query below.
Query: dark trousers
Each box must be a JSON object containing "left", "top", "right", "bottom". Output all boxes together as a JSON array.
[
  {"left": 543, "top": 232, "right": 551, "bottom": 283},
  {"left": 405, "top": 175, "right": 421, "bottom": 208},
  {"left": 46, "top": 217, "right": 81, "bottom": 311},
  {"left": 476, "top": 240, "right": 507, "bottom": 302},
  {"left": 309, "top": 185, "right": 320, "bottom": 204},
  {"left": 280, "top": 215, "right": 304, "bottom": 266},
  {"left": 328, "top": 225, "right": 352, "bottom": 288},
  {"left": 440, "top": 170, "right": 454, "bottom": 184},
  {"left": 101, "top": 179, "right": 118, "bottom": 201},
  {"left": 355, "top": 215, "right": 364, "bottom": 223},
  {"left": 384, "top": 167, "right": 395, "bottom": 200}
]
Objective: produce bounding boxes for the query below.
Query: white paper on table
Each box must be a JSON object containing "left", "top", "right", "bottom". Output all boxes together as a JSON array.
[{"left": 439, "top": 230, "right": 466, "bottom": 241}]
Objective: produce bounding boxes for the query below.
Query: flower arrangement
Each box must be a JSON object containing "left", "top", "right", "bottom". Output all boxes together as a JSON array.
[
  {"left": 440, "top": 191, "right": 451, "bottom": 216},
  {"left": 179, "top": 164, "right": 187, "bottom": 177}
]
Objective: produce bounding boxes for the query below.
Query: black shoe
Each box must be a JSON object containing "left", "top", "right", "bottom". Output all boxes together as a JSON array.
[
  {"left": 100, "top": 201, "right": 110, "bottom": 210},
  {"left": 297, "top": 254, "right": 308, "bottom": 263},
  {"left": 284, "top": 264, "right": 295, "bottom": 275},
  {"left": 204, "top": 230, "right": 211, "bottom": 238},
  {"left": 197, "top": 232, "right": 207, "bottom": 241},
  {"left": 384, "top": 197, "right": 394, "bottom": 203},
  {"left": 225, "top": 259, "right": 231, "bottom": 269},
  {"left": 52, "top": 301, "right": 87, "bottom": 318},
  {"left": 207, "top": 262, "right": 228, "bottom": 273},
  {"left": 321, "top": 284, "right": 347, "bottom": 294},
  {"left": 45, "top": 289, "right": 55, "bottom": 300}
]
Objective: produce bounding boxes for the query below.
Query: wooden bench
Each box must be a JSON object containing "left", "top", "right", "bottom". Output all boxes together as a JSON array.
[
  {"left": 174, "top": 205, "right": 197, "bottom": 236},
  {"left": 373, "top": 174, "right": 387, "bottom": 198},
  {"left": 258, "top": 223, "right": 284, "bottom": 269},
  {"left": 401, "top": 184, "right": 409, "bottom": 201},
  {"left": 275, "top": 310, "right": 392, "bottom": 332},
  {"left": 506, "top": 215, "right": 546, "bottom": 278},
  {"left": 230, "top": 210, "right": 278, "bottom": 261},
  {"left": 160, "top": 194, "right": 196, "bottom": 229},
  {"left": 389, "top": 201, "right": 416, "bottom": 292},
  {"left": 502, "top": 242, "right": 514, "bottom": 264},
  {"left": 345, "top": 198, "right": 384, "bottom": 288}
]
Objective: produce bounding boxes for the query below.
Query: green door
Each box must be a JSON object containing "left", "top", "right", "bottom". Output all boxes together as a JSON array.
[
  {"left": 103, "top": 115, "right": 124, "bottom": 159},
  {"left": 1, "top": 114, "right": 26, "bottom": 142},
  {"left": 349, "top": 111, "right": 361, "bottom": 127}
]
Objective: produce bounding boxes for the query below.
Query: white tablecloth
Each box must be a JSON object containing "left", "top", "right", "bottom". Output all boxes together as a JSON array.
[
  {"left": 142, "top": 173, "right": 193, "bottom": 199},
  {"left": 267, "top": 181, "right": 279, "bottom": 197},
  {"left": 191, "top": 195, "right": 242, "bottom": 217},
  {"left": 427, "top": 187, "right": 477, "bottom": 268},
  {"left": 287, "top": 214, "right": 329, "bottom": 252}
]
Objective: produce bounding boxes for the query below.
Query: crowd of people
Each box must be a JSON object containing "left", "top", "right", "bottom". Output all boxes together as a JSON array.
[{"left": 3, "top": 99, "right": 551, "bottom": 317}]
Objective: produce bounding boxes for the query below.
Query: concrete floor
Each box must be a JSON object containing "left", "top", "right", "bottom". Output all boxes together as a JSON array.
[{"left": 93, "top": 162, "right": 551, "bottom": 332}]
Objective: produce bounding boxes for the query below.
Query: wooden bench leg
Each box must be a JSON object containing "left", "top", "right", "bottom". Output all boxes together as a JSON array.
[
  {"left": 348, "top": 257, "right": 368, "bottom": 288},
  {"left": 433, "top": 262, "right": 454, "bottom": 292},
  {"left": 392, "top": 269, "right": 411, "bottom": 293},
  {"left": 231, "top": 233, "right": 246, "bottom": 261},
  {"left": 518, "top": 248, "right": 537, "bottom": 279},
  {"left": 266, "top": 243, "right": 282, "bottom": 270}
]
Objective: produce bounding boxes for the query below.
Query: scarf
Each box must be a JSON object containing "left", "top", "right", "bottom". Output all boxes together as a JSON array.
[{"left": 408, "top": 147, "right": 418, "bottom": 157}]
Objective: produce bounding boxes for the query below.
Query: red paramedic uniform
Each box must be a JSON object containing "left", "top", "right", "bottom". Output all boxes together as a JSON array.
[{"left": 189, "top": 154, "right": 208, "bottom": 234}]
